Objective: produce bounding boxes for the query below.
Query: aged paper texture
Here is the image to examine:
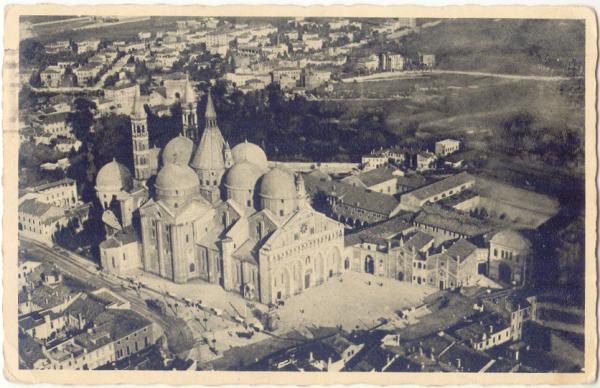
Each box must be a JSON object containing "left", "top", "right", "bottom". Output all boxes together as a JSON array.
[{"left": 3, "top": 4, "right": 597, "bottom": 385}]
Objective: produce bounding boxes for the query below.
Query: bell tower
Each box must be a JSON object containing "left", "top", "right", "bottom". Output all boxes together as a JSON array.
[
  {"left": 181, "top": 77, "right": 198, "bottom": 141},
  {"left": 131, "top": 86, "right": 150, "bottom": 185}
]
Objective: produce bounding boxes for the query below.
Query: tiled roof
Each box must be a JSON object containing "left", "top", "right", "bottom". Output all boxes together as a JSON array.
[
  {"left": 396, "top": 174, "right": 433, "bottom": 191},
  {"left": 304, "top": 174, "right": 400, "bottom": 216},
  {"left": 414, "top": 204, "right": 498, "bottom": 237},
  {"left": 406, "top": 172, "right": 475, "bottom": 201},
  {"left": 41, "top": 112, "right": 69, "bottom": 125},
  {"left": 442, "top": 238, "right": 478, "bottom": 262},
  {"left": 64, "top": 293, "right": 109, "bottom": 322},
  {"left": 93, "top": 309, "right": 151, "bottom": 340},
  {"left": 438, "top": 342, "right": 492, "bottom": 372},
  {"left": 30, "top": 284, "right": 75, "bottom": 310},
  {"left": 345, "top": 215, "right": 413, "bottom": 247},
  {"left": 404, "top": 231, "right": 434, "bottom": 252},
  {"left": 453, "top": 313, "right": 510, "bottom": 343},
  {"left": 99, "top": 227, "right": 139, "bottom": 250},
  {"left": 346, "top": 166, "right": 397, "bottom": 188},
  {"left": 19, "top": 199, "right": 67, "bottom": 223},
  {"left": 28, "top": 178, "right": 75, "bottom": 193}
]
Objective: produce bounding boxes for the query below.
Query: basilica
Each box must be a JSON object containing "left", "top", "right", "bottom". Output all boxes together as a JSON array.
[{"left": 96, "top": 84, "right": 345, "bottom": 304}]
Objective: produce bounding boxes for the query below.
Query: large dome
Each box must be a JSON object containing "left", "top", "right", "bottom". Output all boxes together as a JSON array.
[
  {"left": 490, "top": 230, "right": 531, "bottom": 251},
  {"left": 259, "top": 167, "right": 297, "bottom": 199},
  {"left": 163, "top": 135, "right": 194, "bottom": 166},
  {"left": 155, "top": 163, "right": 200, "bottom": 193},
  {"left": 96, "top": 159, "right": 133, "bottom": 192},
  {"left": 232, "top": 141, "right": 268, "bottom": 170},
  {"left": 224, "top": 161, "right": 264, "bottom": 190}
]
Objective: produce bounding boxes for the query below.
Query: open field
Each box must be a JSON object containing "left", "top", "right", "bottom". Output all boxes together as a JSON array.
[
  {"left": 26, "top": 16, "right": 179, "bottom": 44},
  {"left": 401, "top": 18, "right": 584, "bottom": 77}
]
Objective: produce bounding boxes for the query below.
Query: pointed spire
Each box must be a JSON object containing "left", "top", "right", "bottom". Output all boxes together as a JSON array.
[{"left": 205, "top": 89, "right": 217, "bottom": 119}]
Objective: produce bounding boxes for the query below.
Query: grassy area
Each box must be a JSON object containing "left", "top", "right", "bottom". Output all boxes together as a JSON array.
[
  {"left": 31, "top": 16, "right": 178, "bottom": 44},
  {"left": 401, "top": 19, "right": 584, "bottom": 77}
]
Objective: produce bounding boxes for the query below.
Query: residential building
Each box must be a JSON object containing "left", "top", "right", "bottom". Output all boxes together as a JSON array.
[
  {"left": 435, "top": 139, "right": 462, "bottom": 156},
  {"left": 40, "top": 66, "right": 63, "bottom": 88}
]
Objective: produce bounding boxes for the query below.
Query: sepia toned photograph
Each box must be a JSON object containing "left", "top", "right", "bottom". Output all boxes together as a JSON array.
[{"left": 3, "top": 4, "right": 597, "bottom": 385}]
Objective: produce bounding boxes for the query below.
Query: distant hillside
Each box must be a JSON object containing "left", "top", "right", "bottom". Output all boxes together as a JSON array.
[{"left": 401, "top": 19, "right": 585, "bottom": 76}]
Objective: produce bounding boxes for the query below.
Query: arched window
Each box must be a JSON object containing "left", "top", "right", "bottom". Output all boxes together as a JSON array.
[{"left": 189, "top": 263, "right": 195, "bottom": 272}]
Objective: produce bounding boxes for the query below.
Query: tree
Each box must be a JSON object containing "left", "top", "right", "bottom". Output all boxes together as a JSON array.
[{"left": 67, "top": 98, "right": 96, "bottom": 142}]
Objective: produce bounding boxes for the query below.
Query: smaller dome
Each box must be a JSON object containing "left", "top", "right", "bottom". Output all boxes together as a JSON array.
[
  {"left": 163, "top": 135, "right": 194, "bottom": 166},
  {"left": 232, "top": 141, "right": 268, "bottom": 170},
  {"left": 96, "top": 159, "right": 132, "bottom": 192},
  {"left": 259, "top": 167, "right": 297, "bottom": 199},
  {"left": 224, "top": 161, "right": 264, "bottom": 190},
  {"left": 490, "top": 230, "right": 531, "bottom": 251},
  {"left": 155, "top": 163, "right": 200, "bottom": 193}
]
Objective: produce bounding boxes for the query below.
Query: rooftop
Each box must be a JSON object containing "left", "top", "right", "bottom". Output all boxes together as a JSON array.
[
  {"left": 406, "top": 172, "right": 475, "bottom": 201},
  {"left": 344, "top": 215, "right": 413, "bottom": 247},
  {"left": 27, "top": 178, "right": 75, "bottom": 193},
  {"left": 404, "top": 230, "right": 435, "bottom": 252},
  {"left": 99, "top": 227, "right": 139, "bottom": 250},
  {"left": 344, "top": 166, "right": 398, "bottom": 188},
  {"left": 453, "top": 313, "right": 510, "bottom": 343},
  {"left": 304, "top": 174, "right": 400, "bottom": 216},
  {"left": 414, "top": 204, "right": 498, "bottom": 237}
]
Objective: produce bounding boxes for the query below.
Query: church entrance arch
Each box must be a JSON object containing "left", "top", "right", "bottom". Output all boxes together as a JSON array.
[
  {"left": 304, "top": 269, "right": 313, "bottom": 289},
  {"left": 498, "top": 262, "right": 512, "bottom": 284},
  {"left": 274, "top": 267, "right": 291, "bottom": 301},
  {"left": 365, "top": 255, "right": 375, "bottom": 274},
  {"left": 397, "top": 271, "right": 404, "bottom": 281},
  {"left": 327, "top": 248, "right": 342, "bottom": 277},
  {"left": 293, "top": 261, "right": 303, "bottom": 294},
  {"left": 316, "top": 254, "right": 325, "bottom": 285}
]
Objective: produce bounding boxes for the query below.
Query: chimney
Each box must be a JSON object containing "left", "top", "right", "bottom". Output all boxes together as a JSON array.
[
  {"left": 429, "top": 347, "right": 435, "bottom": 361},
  {"left": 309, "top": 352, "right": 314, "bottom": 362},
  {"left": 456, "top": 358, "right": 461, "bottom": 370},
  {"left": 489, "top": 325, "right": 493, "bottom": 333},
  {"left": 441, "top": 245, "right": 446, "bottom": 253}
]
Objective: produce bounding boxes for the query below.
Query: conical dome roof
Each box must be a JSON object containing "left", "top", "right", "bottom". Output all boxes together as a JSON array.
[
  {"left": 232, "top": 141, "right": 268, "bottom": 170},
  {"left": 190, "top": 91, "right": 227, "bottom": 171},
  {"left": 96, "top": 159, "right": 133, "bottom": 192},
  {"left": 163, "top": 135, "right": 194, "bottom": 166}
]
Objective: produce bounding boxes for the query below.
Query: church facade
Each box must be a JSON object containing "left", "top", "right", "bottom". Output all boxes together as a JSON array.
[{"left": 96, "top": 84, "right": 344, "bottom": 304}]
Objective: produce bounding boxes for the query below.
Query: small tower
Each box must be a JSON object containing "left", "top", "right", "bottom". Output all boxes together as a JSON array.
[
  {"left": 223, "top": 141, "right": 234, "bottom": 168},
  {"left": 295, "top": 173, "right": 308, "bottom": 209},
  {"left": 181, "top": 77, "right": 198, "bottom": 141},
  {"left": 131, "top": 86, "right": 150, "bottom": 185}
]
